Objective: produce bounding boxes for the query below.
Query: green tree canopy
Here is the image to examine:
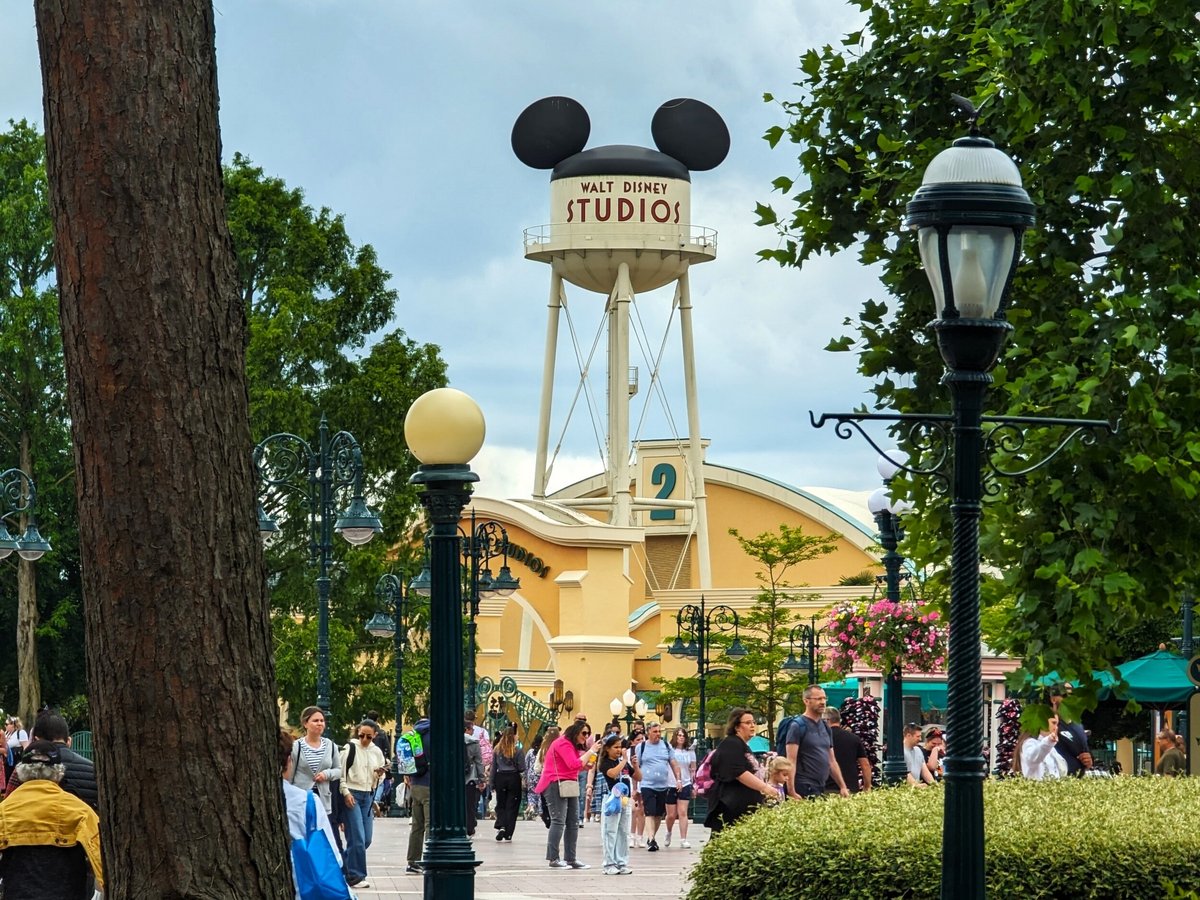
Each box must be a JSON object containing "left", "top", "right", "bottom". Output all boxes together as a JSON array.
[
  {"left": 227, "top": 155, "right": 447, "bottom": 728},
  {"left": 0, "top": 120, "right": 82, "bottom": 721},
  {"left": 657, "top": 524, "right": 838, "bottom": 743},
  {"left": 759, "top": 0, "right": 1200, "bottom": 705}
]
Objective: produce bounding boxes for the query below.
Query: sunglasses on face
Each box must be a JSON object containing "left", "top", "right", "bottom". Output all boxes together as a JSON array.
[{"left": 357, "top": 732, "right": 373, "bottom": 739}]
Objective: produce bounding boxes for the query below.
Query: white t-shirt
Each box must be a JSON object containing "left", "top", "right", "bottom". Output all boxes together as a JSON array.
[
  {"left": 670, "top": 747, "right": 696, "bottom": 786},
  {"left": 6, "top": 730, "right": 27, "bottom": 749},
  {"left": 904, "top": 744, "right": 927, "bottom": 781}
]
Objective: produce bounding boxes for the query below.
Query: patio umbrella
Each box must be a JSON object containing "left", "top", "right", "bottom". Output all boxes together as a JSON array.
[{"left": 1113, "top": 649, "right": 1195, "bottom": 707}]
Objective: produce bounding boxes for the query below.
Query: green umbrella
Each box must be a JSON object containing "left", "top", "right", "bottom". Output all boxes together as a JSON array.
[{"left": 1113, "top": 649, "right": 1195, "bottom": 707}]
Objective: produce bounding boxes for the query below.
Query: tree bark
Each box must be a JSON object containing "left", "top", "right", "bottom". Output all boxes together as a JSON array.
[
  {"left": 34, "top": 1, "right": 293, "bottom": 896},
  {"left": 17, "top": 429, "right": 40, "bottom": 724}
]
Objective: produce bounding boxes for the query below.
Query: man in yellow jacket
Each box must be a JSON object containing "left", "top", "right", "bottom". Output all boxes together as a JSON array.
[{"left": 0, "top": 740, "right": 102, "bottom": 898}]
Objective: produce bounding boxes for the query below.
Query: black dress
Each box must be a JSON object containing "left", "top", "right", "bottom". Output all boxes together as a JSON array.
[{"left": 703, "top": 735, "right": 762, "bottom": 833}]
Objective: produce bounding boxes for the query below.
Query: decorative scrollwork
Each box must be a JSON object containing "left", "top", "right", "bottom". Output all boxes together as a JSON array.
[
  {"left": 983, "top": 419, "right": 1112, "bottom": 480},
  {"left": 474, "top": 675, "right": 556, "bottom": 743},
  {"left": 0, "top": 469, "right": 36, "bottom": 519},
  {"left": 809, "top": 411, "right": 953, "bottom": 494}
]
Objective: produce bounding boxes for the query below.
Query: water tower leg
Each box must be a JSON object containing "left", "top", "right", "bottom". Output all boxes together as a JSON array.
[
  {"left": 609, "top": 262, "right": 634, "bottom": 526},
  {"left": 533, "top": 271, "right": 564, "bottom": 499},
  {"left": 678, "top": 269, "right": 712, "bottom": 590}
]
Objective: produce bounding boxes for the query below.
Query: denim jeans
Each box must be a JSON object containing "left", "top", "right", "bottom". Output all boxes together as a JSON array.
[
  {"left": 341, "top": 789, "right": 374, "bottom": 883},
  {"left": 601, "top": 799, "right": 630, "bottom": 870},
  {"left": 576, "top": 769, "right": 588, "bottom": 822},
  {"left": 544, "top": 780, "right": 579, "bottom": 863}
]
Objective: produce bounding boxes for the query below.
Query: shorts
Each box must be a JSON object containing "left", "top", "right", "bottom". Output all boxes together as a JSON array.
[
  {"left": 666, "top": 784, "right": 693, "bottom": 803},
  {"left": 640, "top": 787, "right": 668, "bottom": 817}
]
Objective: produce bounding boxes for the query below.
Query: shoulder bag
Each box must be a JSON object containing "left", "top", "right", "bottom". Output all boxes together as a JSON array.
[{"left": 550, "top": 745, "right": 580, "bottom": 797}]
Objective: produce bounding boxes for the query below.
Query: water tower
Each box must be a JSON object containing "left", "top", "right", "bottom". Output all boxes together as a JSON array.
[{"left": 512, "top": 96, "right": 729, "bottom": 588}]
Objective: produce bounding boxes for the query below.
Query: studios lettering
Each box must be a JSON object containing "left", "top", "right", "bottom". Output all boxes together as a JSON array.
[{"left": 558, "top": 178, "right": 685, "bottom": 225}]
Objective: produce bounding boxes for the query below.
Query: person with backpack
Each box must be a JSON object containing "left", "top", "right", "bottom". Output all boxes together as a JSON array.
[
  {"left": 702, "top": 708, "right": 778, "bottom": 834},
  {"left": 633, "top": 721, "right": 681, "bottom": 852},
  {"left": 339, "top": 720, "right": 387, "bottom": 889},
  {"left": 402, "top": 718, "right": 431, "bottom": 874},
  {"left": 781, "top": 686, "right": 850, "bottom": 799}
]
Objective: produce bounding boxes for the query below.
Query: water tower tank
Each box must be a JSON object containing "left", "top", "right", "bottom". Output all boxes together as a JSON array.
[{"left": 515, "top": 97, "right": 728, "bottom": 295}]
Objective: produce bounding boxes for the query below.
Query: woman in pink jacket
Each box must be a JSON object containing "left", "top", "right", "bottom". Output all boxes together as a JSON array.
[{"left": 535, "top": 720, "right": 597, "bottom": 869}]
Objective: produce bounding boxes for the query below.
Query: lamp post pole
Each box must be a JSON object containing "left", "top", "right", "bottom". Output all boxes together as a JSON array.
[
  {"left": 405, "top": 388, "right": 485, "bottom": 899},
  {"left": 783, "top": 618, "right": 819, "bottom": 686},
  {"left": 870, "top": 466, "right": 912, "bottom": 787},
  {"left": 366, "top": 573, "right": 409, "bottom": 817},
  {"left": 255, "top": 415, "right": 382, "bottom": 719},
  {"left": 670, "top": 596, "right": 746, "bottom": 823}
]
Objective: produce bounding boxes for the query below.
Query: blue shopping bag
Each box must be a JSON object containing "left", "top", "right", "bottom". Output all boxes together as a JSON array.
[{"left": 291, "top": 792, "right": 352, "bottom": 900}]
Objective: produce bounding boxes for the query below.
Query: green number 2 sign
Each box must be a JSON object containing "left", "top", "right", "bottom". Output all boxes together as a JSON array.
[{"left": 649, "top": 463, "right": 677, "bottom": 521}]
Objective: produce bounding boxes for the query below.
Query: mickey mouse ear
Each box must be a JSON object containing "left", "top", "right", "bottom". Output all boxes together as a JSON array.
[
  {"left": 511, "top": 97, "right": 591, "bottom": 169},
  {"left": 651, "top": 98, "right": 730, "bottom": 171}
]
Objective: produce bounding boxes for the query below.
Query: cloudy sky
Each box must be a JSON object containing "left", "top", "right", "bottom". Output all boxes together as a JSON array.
[{"left": 3, "top": 2, "right": 903, "bottom": 501}]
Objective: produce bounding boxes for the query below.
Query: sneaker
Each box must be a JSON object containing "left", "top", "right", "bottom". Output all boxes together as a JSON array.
[
  {"left": 664, "top": 832, "right": 672, "bottom": 848},
  {"left": 603, "top": 866, "right": 619, "bottom": 876},
  {"left": 355, "top": 882, "right": 370, "bottom": 890},
  {"left": 568, "top": 861, "right": 590, "bottom": 869},
  {"left": 647, "top": 839, "right": 659, "bottom": 852},
  {"left": 680, "top": 839, "right": 691, "bottom": 849},
  {"left": 549, "top": 860, "right": 570, "bottom": 869},
  {"left": 405, "top": 865, "right": 420, "bottom": 874},
  {"left": 619, "top": 867, "right": 634, "bottom": 875}
]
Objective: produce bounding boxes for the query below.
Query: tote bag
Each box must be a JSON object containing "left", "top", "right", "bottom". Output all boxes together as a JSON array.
[{"left": 292, "top": 791, "right": 352, "bottom": 900}]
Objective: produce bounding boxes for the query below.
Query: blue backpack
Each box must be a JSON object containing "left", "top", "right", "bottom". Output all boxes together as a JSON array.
[{"left": 775, "top": 715, "right": 809, "bottom": 758}]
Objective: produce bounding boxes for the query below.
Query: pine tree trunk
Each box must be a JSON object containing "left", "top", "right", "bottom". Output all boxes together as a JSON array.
[
  {"left": 17, "top": 431, "right": 40, "bottom": 724},
  {"left": 33, "top": 1, "right": 293, "bottom": 896}
]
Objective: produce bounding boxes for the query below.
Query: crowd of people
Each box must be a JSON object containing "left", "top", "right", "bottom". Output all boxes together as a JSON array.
[{"left": 0, "top": 684, "right": 1188, "bottom": 898}]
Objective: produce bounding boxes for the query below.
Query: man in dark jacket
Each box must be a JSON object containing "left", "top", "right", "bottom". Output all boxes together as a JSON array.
[{"left": 5, "top": 714, "right": 97, "bottom": 812}]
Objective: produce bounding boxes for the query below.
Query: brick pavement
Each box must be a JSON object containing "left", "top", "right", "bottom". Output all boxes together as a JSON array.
[{"left": 356, "top": 813, "right": 709, "bottom": 899}]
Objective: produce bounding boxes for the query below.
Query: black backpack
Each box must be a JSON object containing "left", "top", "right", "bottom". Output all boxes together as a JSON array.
[{"left": 775, "top": 715, "right": 809, "bottom": 758}]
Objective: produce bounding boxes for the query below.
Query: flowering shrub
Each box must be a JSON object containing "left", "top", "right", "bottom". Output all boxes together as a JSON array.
[{"left": 823, "top": 598, "right": 946, "bottom": 677}]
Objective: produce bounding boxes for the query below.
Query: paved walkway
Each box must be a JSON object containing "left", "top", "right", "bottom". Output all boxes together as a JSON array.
[{"left": 356, "top": 813, "right": 709, "bottom": 899}]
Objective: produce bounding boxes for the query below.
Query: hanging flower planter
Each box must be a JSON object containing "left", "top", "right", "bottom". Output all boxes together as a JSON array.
[{"left": 824, "top": 598, "right": 947, "bottom": 678}]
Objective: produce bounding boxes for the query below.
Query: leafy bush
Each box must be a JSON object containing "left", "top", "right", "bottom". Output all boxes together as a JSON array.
[{"left": 688, "top": 778, "right": 1200, "bottom": 900}]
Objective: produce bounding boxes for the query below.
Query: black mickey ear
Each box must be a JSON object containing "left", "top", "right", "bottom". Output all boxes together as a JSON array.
[
  {"left": 651, "top": 98, "right": 730, "bottom": 171},
  {"left": 511, "top": 97, "right": 591, "bottom": 169}
]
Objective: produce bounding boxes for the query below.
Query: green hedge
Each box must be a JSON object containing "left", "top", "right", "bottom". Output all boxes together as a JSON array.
[{"left": 688, "top": 778, "right": 1200, "bottom": 900}]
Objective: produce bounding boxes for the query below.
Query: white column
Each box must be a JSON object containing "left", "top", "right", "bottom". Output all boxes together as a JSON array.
[
  {"left": 533, "top": 271, "right": 564, "bottom": 499},
  {"left": 609, "top": 263, "right": 634, "bottom": 526},
  {"left": 678, "top": 269, "right": 712, "bottom": 588}
]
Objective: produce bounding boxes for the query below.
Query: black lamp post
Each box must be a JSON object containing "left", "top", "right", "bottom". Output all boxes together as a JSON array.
[
  {"left": 609, "top": 689, "right": 648, "bottom": 732},
  {"left": 404, "top": 387, "right": 485, "bottom": 898},
  {"left": 782, "top": 617, "right": 818, "bottom": 684},
  {"left": 812, "top": 101, "right": 1112, "bottom": 900},
  {"left": 254, "top": 415, "right": 382, "bottom": 718},
  {"left": 0, "top": 468, "right": 52, "bottom": 561},
  {"left": 869, "top": 457, "right": 915, "bottom": 786},
  {"left": 365, "top": 572, "right": 409, "bottom": 816},
  {"left": 905, "top": 112, "right": 1036, "bottom": 900},
  {"left": 411, "top": 512, "right": 519, "bottom": 713},
  {"left": 669, "top": 596, "right": 747, "bottom": 756}
]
